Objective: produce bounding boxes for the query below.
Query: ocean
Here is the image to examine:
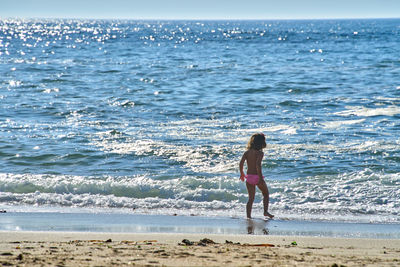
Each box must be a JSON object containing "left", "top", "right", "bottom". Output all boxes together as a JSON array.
[{"left": 0, "top": 18, "right": 399, "bottom": 225}]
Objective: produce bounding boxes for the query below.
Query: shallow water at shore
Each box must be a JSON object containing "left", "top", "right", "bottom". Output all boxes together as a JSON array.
[{"left": 1, "top": 210, "right": 399, "bottom": 239}]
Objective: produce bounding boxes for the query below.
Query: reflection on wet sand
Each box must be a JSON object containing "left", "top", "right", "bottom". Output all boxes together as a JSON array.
[{"left": 246, "top": 218, "right": 270, "bottom": 235}]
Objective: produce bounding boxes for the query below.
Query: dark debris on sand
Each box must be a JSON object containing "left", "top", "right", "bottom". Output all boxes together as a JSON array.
[
  {"left": 180, "top": 238, "right": 217, "bottom": 246},
  {"left": 180, "top": 238, "right": 243, "bottom": 247}
]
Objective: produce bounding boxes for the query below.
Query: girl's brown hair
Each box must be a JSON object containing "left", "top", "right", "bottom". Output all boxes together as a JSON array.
[{"left": 247, "top": 133, "right": 266, "bottom": 151}]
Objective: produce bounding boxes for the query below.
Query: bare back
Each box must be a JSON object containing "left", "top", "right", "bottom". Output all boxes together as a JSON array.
[{"left": 242, "top": 149, "right": 264, "bottom": 176}]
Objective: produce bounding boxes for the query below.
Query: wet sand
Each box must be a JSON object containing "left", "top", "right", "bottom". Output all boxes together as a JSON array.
[
  {"left": 2, "top": 211, "right": 399, "bottom": 239},
  {"left": 1, "top": 231, "right": 399, "bottom": 266}
]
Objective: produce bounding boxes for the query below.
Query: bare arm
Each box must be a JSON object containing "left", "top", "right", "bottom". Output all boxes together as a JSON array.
[
  {"left": 256, "top": 152, "right": 264, "bottom": 180},
  {"left": 239, "top": 152, "right": 247, "bottom": 181}
]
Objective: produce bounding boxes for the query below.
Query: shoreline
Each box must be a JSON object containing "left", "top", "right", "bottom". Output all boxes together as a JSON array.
[
  {"left": 1, "top": 211, "right": 400, "bottom": 265},
  {"left": 1, "top": 231, "right": 399, "bottom": 266},
  {"left": 1, "top": 211, "right": 400, "bottom": 239}
]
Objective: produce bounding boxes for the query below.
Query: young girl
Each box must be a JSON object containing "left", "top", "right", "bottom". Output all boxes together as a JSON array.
[{"left": 239, "top": 133, "right": 274, "bottom": 219}]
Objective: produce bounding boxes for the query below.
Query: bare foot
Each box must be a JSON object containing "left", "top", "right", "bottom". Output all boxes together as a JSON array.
[{"left": 264, "top": 212, "right": 274, "bottom": 219}]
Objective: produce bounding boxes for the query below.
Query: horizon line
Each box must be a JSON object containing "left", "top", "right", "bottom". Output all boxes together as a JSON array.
[{"left": 1, "top": 16, "right": 400, "bottom": 21}]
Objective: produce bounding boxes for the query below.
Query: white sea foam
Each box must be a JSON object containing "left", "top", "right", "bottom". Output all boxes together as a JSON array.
[
  {"left": 238, "top": 125, "right": 297, "bottom": 135},
  {"left": 270, "top": 170, "right": 400, "bottom": 223},
  {"left": 91, "top": 135, "right": 237, "bottom": 174},
  {"left": 90, "top": 122, "right": 397, "bottom": 176},
  {"left": 334, "top": 105, "right": 400, "bottom": 117},
  {"left": 1, "top": 170, "right": 399, "bottom": 223},
  {"left": 322, "top": 119, "right": 365, "bottom": 129}
]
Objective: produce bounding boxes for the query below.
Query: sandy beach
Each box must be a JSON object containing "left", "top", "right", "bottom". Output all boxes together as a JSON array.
[{"left": 0, "top": 231, "right": 399, "bottom": 266}]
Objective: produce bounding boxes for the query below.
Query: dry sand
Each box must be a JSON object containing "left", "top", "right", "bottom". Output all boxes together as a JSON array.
[{"left": 0, "top": 231, "right": 399, "bottom": 266}]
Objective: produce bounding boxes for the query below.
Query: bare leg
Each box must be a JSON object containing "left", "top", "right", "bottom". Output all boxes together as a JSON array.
[
  {"left": 257, "top": 179, "right": 274, "bottom": 219},
  {"left": 246, "top": 182, "right": 256, "bottom": 219}
]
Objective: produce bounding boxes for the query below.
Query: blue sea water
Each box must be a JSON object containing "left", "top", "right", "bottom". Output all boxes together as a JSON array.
[{"left": 0, "top": 18, "right": 399, "bottom": 224}]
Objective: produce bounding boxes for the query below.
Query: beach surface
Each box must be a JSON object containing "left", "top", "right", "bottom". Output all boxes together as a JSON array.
[
  {"left": 1, "top": 231, "right": 400, "bottom": 266},
  {"left": 1, "top": 211, "right": 400, "bottom": 266}
]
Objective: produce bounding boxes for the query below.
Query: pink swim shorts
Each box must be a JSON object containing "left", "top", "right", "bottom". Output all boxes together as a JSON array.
[{"left": 245, "top": 174, "right": 264, "bottom": 185}]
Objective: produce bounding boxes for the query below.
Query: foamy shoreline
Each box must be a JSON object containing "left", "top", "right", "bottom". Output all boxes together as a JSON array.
[{"left": 1, "top": 231, "right": 399, "bottom": 266}]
